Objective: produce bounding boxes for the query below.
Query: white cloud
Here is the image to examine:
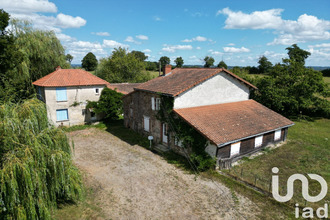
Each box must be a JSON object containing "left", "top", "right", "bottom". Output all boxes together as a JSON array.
[
  {"left": 103, "top": 39, "right": 129, "bottom": 48},
  {"left": 92, "top": 32, "right": 110, "bottom": 36},
  {"left": 56, "top": 32, "right": 75, "bottom": 42},
  {"left": 162, "top": 44, "right": 193, "bottom": 53},
  {"left": 218, "top": 7, "right": 330, "bottom": 45},
  {"left": 55, "top": 13, "right": 86, "bottom": 28},
  {"left": 182, "top": 35, "right": 209, "bottom": 42},
  {"left": 153, "top": 16, "right": 161, "bottom": 21},
  {"left": 209, "top": 49, "right": 223, "bottom": 56},
  {"left": 223, "top": 46, "right": 250, "bottom": 53},
  {"left": 0, "top": 0, "right": 57, "bottom": 13},
  {"left": 136, "top": 35, "right": 148, "bottom": 40},
  {"left": 143, "top": 49, "right": 152, "bottom": 53},
  {"left": 196, "top": 47, "right": 201, "bottom": 50},
  {"left": 228, "top": 43, "right": 235, "bottom": 46},
  {"left": 124, "top": 36, "right": 141, "bottom": 44}
]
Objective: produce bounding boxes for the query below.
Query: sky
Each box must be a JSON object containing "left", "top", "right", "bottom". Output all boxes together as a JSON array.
[{"left": 1, "top": 0, "right": 330, "bottom": 66}]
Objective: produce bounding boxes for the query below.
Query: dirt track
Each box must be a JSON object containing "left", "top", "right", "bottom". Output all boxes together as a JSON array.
[{"left": 70, "top": 128, "right": 261, "bottom": 219}]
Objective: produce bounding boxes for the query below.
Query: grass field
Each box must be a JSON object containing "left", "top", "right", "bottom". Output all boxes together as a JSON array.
[{"left": 224, "top": 118, "right": 330, "bottom": 209}]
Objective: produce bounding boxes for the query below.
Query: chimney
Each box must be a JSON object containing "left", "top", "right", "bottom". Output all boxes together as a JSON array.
[
  {"left": 56, "top": 66, "right": 61, "bottom": 70},
  {"left": 163, "top": 64, "right": 172, "bottom": 75}
]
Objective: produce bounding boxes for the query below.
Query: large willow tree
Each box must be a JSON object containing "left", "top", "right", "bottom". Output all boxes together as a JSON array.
[
  {"left": 0, "top": 99, "right": 83, "bottom": 219},
  {"left": 1, "top": 18, "right": 70, "bottom": 103}
]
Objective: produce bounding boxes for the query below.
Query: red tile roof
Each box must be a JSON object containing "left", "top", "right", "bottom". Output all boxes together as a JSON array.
[
  {"left": 135, "top": 68, "right": 257, "bottom": 96},
  {"left": 32, "top": 67, "right": 110, "bottom": 87},
  {"left": 174, "top": 100, "right": 294, "bottom": 147},
  {"left": 107, "top": 83, "right": 142, "bottom": 95}
]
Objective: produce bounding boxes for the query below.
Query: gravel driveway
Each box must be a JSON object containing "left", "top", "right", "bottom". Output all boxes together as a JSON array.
[{"left": 70, "top": 128, "right": 261, "bottom": 219}]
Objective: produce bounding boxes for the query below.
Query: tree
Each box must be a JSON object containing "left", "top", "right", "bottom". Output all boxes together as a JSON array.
[
  {"left": 174, "top": 57, "right": 184, "bottom": 68},
  {"left": 82, "top": 52, "right": 98, "bottom": 71},
  {"left": 86, "top": 87, "right": 123, "bottom": 120},
  {"left": 252, "top": 44, "right": 329, "bottom": 117},
  {"left": 217, "top": 60, "right": 227, "bottom": 69},
  {"left": 131, "top": 50, "right": 148, "bottom": 62},
  {"left": 203, "top": 56, "right": 214, "bottom": 68},
  {"left": 145, "top": 61, "right": 158, "bottom": 71},
  {"left": 258, "top": 56, "right": 273, "bottom": 74},
  {"left": 0, "top": 99, "right": 83, "bottom": 219},
  {"left": 95, "top": 47, "right": 148, "bottom": 83},
  {"left": 284, "top": 44, "right": 311, "bottom": 66},
  {"left": 159, "top": 56, "right": 170, "bottom": 69},
  {"left": 66, "top": 54, "right": 73, "bottom": 64}
]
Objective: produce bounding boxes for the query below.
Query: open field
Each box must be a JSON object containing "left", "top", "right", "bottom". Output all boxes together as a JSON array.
[
  {"left": 224, "top": 118, "right": 330, "bottom": 208},
  {"left": 55, "top": 121, "right": 296, "bottom": 219}
]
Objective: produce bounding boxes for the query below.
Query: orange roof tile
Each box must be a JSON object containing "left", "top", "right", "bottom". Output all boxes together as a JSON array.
[
  {"left": 107, "top": 83, "right": 142, "bottom": 95},
  {"left": 135, "top": 68, "right": 257, "bottom": 96},
  {"left": 32, "top": 67, "right": 110, "bottom": 87},
  {"left": 174, "top": 100, "right": 294, "bottom": 146}
]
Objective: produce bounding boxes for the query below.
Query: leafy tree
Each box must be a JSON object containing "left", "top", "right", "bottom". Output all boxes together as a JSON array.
[
  {"left": 321, "top": 68, "right": 330, "bottom": 77},
  {"left": 0, "top": 10, "right": 24, "bottom": 103},
  {"left": 252, "top": 44, "right": 329, "bottom": 117},
  {"left": 159, "top": 56, "right": 170, "bottom": 70},
  {"left": 95, "top": 47, "right": 148, "bottom": 83},
  {"left": 284, "top": 44, "right": 311, "bottom": 66},
  {"left": 131, "top": 50, "right": 148, "bottom": 62},
  {"left": 174, "top": 57, "right": 184, "bottom": 68},
  {"left": 145, "top": 61, "right": 158, "bottom": 71},
  {"left": 66, "top": 54, "right": 73, "bottom": 64},
  {"left": 82, "top": 52, "right": 98, "bottom": 71},
  {"left": 217, "top": 60, "right": 228, "bottom": 69},
  {"left": 203, "top": 56, "right": 214, "bottom": 68},
  {"left": 86, "top": 87, "right": 123, "bottom": 120},
  {"left": 0, "top": 99, "right": 83, "bottom": 219},
  {"left": 247, "top": 66, "right": 259, "bottom": 74},
  {"left": 258, "top": 56, "right": 273, "bottom": 74}
]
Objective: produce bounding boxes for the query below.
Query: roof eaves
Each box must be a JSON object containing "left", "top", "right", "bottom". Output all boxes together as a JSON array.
[
  {"left": 217, "top": 123, "right": 295, "bottom": 148},
  {"left": 222, "top": 69, "right": 258, "bottom": 90}
]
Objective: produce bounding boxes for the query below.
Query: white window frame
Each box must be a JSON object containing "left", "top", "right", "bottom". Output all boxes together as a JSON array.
[
  {"left": 230, "top": 142, "right": 241, "bottom": 157},
  {"left": 274, "top": 129, "right": 281, "bottom": 141},
  {"left": 155, "top": 98, "right": 161, "bottom": 110},
  {"left": 151, "top": 97, "right": 155, "bottom": 110},
  {"left": 143, "top": 116, "right": 150, "bottom": 132},
  {"left": 95, "top": 88, "right": 99, "bottom": 95},
  {"left": 255, "top": 135, "right": 263, "bottom": 148}
]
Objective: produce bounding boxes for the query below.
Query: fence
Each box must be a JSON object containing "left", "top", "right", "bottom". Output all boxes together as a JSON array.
[{"left": 224, "top": 167, "right": 323, "bottom": 208}]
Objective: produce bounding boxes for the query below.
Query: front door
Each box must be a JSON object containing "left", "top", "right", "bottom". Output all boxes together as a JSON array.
[{"left": 162, "top": 123, "right": 168, "bottom": 144}]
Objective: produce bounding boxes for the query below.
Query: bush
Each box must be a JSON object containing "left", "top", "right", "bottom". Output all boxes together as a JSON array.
[
  {"left": 190, "top": 153, "right": 216, "bottom": 172},
  {"left": 87, "top": 87, "right": 123, "bottom": 120}
]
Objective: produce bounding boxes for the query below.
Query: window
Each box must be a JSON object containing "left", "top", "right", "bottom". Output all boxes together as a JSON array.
[
  {"left": 82, "top": 109, "right": 86, "bottom": 115},
  {"left": 130, "top": 108, "right": 133, "bottom": 117},
  {"left": 56, "top": 87, "right": 67, "bottom": 101},
  {"left": 155, "top": 98, "right": 161, "bottom": 110},
  {"left": 95, "top": 88, "right": 99, "bottom": 95},
  {"left": 151, "top": 97, "right": 155, "bottom": 110},
  {"left": 175, "top": 137, "right": 183, "bottom": 147},
  {"left": 255, "top": 135, "right": 263, "bottom": 148},
  {"left": 274, "top": 129, "right": 281, "bottom": 141},
  {"left": 56, "top": 109, "right": 68, "bottom": 121},
  {"left": 143, "top": 116, "right": 150, "bottom": 132},
  {"left": 230, "top": 142, "right": 241, "bottom": 157},
  {"left": 91, "top": 111, "right": 96, "bottom": 119}
]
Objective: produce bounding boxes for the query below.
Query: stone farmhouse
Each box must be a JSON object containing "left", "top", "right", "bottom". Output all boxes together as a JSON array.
[
  {"left": 33, "top": 66, "right": 110, "bottom": 126},
  {"left": 123, "top": 65, "right": 294, "bottom": 168}
]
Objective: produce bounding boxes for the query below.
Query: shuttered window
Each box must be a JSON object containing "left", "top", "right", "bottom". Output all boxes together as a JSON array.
[
  {"left": 56, "top": 109, "right": 68, "bottom": 121},
  {"left": 143, "top": 116, "right": 150, "bottom": 132},
  {"left": 255, "top": 135, "right": 263, "bottom": 148},
  {"left": 230, "top": 142, "right": 241, "bottom": 157},
  {"left": 274, "top": 129, "right": 281, "bottom": 141},
  {"left": 56, "top": 87, "right": 67, "bottom": 101},
  {"left": 151, "top": 97, "right": 155, "bottom": 110},
  {"left": 155, "top": 98, "right": 161, "bottom": 110}
]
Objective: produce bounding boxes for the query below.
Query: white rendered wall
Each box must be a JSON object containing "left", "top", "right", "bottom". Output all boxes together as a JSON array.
[
  {"left": 173, "top": 72, "right": 250, "bottom": 109},
  {"left": 44, "top": 85, "right": 105, "bottom": 126}
]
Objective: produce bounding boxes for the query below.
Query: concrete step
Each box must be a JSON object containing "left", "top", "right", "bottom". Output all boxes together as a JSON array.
[{"left": 153, "top": 144, "right": 171, "bottom": 153}]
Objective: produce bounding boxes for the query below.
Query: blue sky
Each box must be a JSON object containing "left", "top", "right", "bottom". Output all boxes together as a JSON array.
[{"left": 1, "top": 0, "right": 330, "bottom": 66}]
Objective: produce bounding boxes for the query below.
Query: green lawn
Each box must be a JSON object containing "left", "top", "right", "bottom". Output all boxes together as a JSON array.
[
  {"left": 224, "top": 118, "right": 330, "bottom": 209},
  {"left": 324, "top": 76, "right": 330, "bottom": 84}
]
